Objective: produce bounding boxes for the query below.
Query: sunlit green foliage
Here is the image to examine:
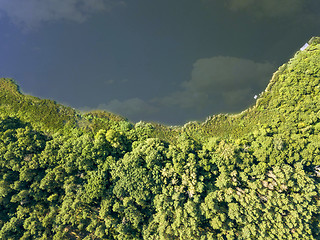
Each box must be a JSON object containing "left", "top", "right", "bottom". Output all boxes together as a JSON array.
[{"left": 0, "top": 37, "right": 320, "bottom": 239}]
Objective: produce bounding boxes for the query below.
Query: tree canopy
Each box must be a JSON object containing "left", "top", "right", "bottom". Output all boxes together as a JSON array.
[{"left": 0, "top": 37, "right": 320, "bottom": 239}]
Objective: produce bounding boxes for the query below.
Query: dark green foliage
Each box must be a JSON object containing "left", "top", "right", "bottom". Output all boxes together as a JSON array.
[{"left": 0, "top": 37, "right": 320, "bottom": 239}]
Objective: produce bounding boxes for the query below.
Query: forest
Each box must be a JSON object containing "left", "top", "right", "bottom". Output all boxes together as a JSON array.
[{"left": 0, "top": 37, "right": 320, "bottom": 239}]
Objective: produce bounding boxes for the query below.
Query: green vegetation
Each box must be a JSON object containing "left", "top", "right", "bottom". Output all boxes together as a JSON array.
[{"left": 0, "top": 37, "right": 320, "bottom": 239}]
